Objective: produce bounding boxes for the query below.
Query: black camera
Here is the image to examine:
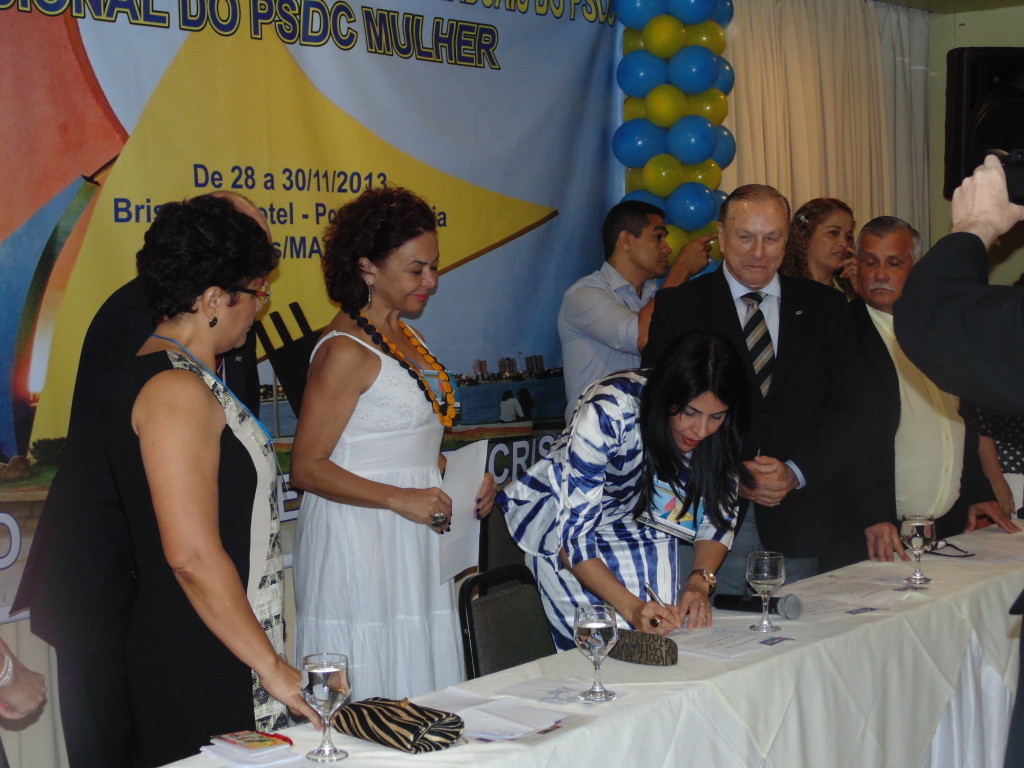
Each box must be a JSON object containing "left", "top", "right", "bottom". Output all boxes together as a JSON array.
[{"left": 990, "top": 149, "right": 1024, "bottom": 204}]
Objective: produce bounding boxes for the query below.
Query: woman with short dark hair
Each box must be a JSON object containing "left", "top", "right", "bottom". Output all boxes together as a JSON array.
[
  {"left": 499, "top": 330, "right": 749, "bottom": 650},
  {"left": 112, "top": 193, "right": 316, "bottom": 765},
  {"left": 291, "top": 186, "right": 495, "bottom": 699}
]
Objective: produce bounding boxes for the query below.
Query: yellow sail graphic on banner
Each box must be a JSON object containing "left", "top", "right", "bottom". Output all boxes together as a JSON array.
[{"left": 33, "top": 29, "right": 555, "bottom": 442}]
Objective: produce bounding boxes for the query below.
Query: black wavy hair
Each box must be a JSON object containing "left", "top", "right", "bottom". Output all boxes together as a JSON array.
[
  {"left": 136, "top": 193, "right": 277, "bottom": 320},
  {"left": 321, "top": 186, "right": 437, "bottom": 310},
  {"left": 639, "top": 330, "right": 751, "bottom": 532}
]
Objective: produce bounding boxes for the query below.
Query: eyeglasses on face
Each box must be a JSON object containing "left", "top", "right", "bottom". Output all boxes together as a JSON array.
[{"left": 236, "top": 282, "right": 271, "bottom": 305}]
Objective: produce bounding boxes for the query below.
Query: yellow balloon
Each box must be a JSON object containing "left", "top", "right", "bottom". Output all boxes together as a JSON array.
[
  {"left": 625, "top": 166, "right": 645, "bottom": 193},
  {"left": 665, "top": 224, "right": 687, "bottom": 266},
  {"left": 686, "top": 88, "right": 728, "bottom": 125},
  {"left": 644, "top": 84, "right": 688, "bottom": 128},
  {"left": 643, "top": 153, "right": 685, "bottom": 198},
  {"left": 685, "top": 222, "right": 722, "bottom": 260},
  {"left": 623, "top": 28, "right": 645, "bottom": 55},
  {"left": 623, "top": 96, "right": 646, "bottom": 122},
  {"left": 680, "top": 159, "right": 722, "bottom": 190},
  {"left": 642, "top": 14, "right": 687, "bottom": 59},
  {"left": 683, "top": 20, "right": 726, "bottom": 55}
]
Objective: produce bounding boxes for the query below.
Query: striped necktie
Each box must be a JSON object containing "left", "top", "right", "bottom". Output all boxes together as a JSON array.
[{"left": 742, "top": 291, "right": 774, "bottom": 397}]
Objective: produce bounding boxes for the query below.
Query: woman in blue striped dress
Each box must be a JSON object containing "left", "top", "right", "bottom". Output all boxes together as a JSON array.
[{"left": 499, "top": 330, "right": 749, "bottom": 650}]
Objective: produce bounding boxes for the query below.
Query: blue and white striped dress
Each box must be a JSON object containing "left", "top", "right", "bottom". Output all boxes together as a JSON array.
[{"left": 498, "top": 371, "right": 736, "bottom": 650}]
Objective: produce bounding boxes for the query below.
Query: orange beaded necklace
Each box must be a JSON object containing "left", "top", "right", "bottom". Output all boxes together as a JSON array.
[{"left": 348, "top": 309, "right": 456, "bottom": 427}]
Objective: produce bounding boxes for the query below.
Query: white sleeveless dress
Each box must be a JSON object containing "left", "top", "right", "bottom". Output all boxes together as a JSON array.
[{"left": 293, "top": 331, "right": 464, "bottom": 699}]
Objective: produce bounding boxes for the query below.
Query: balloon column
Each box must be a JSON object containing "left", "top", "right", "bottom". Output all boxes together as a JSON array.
[{"left": 613, "top": 0, "right": 735, "bottom": 263}]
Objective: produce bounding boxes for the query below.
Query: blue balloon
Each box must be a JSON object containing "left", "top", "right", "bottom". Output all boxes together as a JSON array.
[
  {"left": 666, "top": 0, "right": 714, "bottom": 24},
  {"left": 667, "top": 115, "right": 716, "bottom": 164},
  {"left": 612, "top": 119, "right": 668, "bottom": 168},
  {"left": 711, "top": 124, "right": 736, "bottom": 168},
  {"left": 615, "top": 0, "right": 667, "bottom": 30},
  {"left": 622, "top": 189, "right": 667, "bottom": 208},
  {"left": 710, "top": 0, "right": 734, "bottom": 28},
  {"left": 713, "top": 56, "right": 735, "bottom": 95},
  {"left": 666, "top": 182, "right": 717, "bottom": 230},
  {"left": 668, "top": 46, "right": 718, "bottom": 95},
  {"left": 713, "top": 188, "right": 729, "bottom": 211},
  {"left": 617, "top": 50, "right": 669, "bottom": 98}
]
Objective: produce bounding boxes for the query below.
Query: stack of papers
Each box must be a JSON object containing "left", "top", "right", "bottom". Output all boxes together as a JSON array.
[
  {"left": 199, "top": 731, "right": 304, "bottom": 767},
  {"left": 417, "top": 687, "right": 567, "bottom": 740}
]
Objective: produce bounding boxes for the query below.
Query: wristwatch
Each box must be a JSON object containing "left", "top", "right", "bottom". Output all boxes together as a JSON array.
[{"left": 689, "top": 568, "right": 717, "bottom": 594}]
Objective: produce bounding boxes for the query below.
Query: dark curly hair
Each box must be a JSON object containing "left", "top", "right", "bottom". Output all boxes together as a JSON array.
[
  {"left": 782, "top": 197, "right": 854, "bottom": 281},
  {"left": 321, "top": 187, "right": 437, "bottom": 310},
  {"left": 136, "top": 193, "right": 277, "bottom": 320}
]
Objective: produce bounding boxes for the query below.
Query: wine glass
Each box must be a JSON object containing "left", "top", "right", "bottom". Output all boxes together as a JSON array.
[
  {"left": 900, "top": 515, "right": 936, "bottom": 589},
  {"left": 747, "top": 551, "right": 785, "bottom": 632},
  {"left": 573, "top": 604, "right": 618, "bottom": 702},
  {"left": 301, "top": 653, "right": 352, "bottom": 762}
]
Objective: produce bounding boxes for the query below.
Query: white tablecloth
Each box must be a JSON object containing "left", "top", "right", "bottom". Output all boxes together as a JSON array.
[{"left": 167, "top": 527, "right": 1024, "bottom": 768}]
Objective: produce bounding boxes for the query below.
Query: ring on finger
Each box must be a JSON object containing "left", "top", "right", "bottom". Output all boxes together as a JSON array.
[
  {"left": 430, "top": 512, "right": 449, "bottom": 528},
  {"left": 649, "top": 617, "right": 661, "bottom": 628}
]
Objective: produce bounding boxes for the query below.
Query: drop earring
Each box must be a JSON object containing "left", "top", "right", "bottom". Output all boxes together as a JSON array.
[
  {"left": 365, "top": 283, "right": 373, "bottom": 309},
  {"left": 209, "top": 316, "right": 218, "bottom": 328}
]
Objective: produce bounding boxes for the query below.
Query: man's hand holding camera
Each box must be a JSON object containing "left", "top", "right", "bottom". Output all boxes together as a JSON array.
[{"left": 952, "top": 154, "right": 1024, "bottom": 249}]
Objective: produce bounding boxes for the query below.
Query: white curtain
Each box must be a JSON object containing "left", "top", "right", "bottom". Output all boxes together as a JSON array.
[{"left": 719, "top": 0, "right": 929, "bottom": 234}]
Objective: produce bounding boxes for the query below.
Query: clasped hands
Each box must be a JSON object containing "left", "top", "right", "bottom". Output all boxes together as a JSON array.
[{"left": 740, "top": 456, "right": 798, "bottom": 507}]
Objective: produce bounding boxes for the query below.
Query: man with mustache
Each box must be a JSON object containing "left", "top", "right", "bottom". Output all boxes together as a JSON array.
[{"left": 833, "top": 216, "right": 1017, "bottom": 566}]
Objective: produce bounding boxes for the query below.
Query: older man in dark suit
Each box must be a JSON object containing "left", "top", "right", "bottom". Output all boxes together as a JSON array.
[{"left": 643, "top": 184, "right": 869, "bottom": 594}]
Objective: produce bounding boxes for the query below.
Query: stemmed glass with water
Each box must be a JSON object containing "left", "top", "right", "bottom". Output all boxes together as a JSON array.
[
  {"left": 573, "top": 604, "right": 618, "bottom": 702},
  {"left": 301, "top": 652, "right": 352, "bottom": 762},
  {"left": 900, "top": 514, "right": 936, "bottom": 589},
  {"left": 747, "top": 551, "right": 785, "bottom": 632}
]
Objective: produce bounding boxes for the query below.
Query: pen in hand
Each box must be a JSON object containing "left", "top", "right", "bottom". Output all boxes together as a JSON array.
[{"left": 643, "top": 582, "right": 681, "bottom": 632}]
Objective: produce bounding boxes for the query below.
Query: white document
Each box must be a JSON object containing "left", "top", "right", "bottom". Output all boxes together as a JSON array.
[
  {"left": 673, "top": 628, "right": 798, "bottom": 658},
  {"left": 785, "top": 575, "right": 913, "bottom": 608},
  {"left": 438, "top": 441, "right": 488, "bottom": 583},
  {"left": 416, "top": 687, "right": 564, "bottom": 739}
]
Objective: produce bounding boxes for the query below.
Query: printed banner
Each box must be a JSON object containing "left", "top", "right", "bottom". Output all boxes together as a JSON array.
[{"left": 0, "top": 0, "right": 620, "bottom": 615}]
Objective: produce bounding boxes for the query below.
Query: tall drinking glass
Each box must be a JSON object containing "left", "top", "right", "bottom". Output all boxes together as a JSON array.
[
  {"left": 747, "top": 551, "right": 785, "bottom": 632},
  {"left": 900, "top": 515, "right": 935, "bottom": 588},
  {"left": 573, "top": 604, "right": 618, "bottom": 702},
  {"left": 301, "top": 653, "right": 351, "bottom": 762}
]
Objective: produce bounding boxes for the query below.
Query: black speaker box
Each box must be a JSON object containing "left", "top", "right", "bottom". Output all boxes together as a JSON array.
[{"left": 944, "top": 47, "right": 1024, "bottom": 200}]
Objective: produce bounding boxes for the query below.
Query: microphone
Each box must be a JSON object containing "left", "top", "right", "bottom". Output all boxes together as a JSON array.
[{"left": 712, "top": 592, "right": 803, "bottom": 619}]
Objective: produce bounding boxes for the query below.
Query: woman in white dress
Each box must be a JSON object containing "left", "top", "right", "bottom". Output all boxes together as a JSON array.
[{"left": 291, "top": 187, "right": 495, "bottom": 699}]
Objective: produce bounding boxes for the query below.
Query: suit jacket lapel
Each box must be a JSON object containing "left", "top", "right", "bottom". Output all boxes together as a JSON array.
[{"left": 768, "top": 274, "right": 803, "bottom": 397}]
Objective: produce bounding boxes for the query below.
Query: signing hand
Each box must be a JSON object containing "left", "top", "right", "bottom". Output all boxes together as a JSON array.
[
  {"left": 864, "top": 522, "right": 909, "bottom": 562},
  {"left": 628, "top": 600, "right": 683, "bottom": 636},
  {"left": 740, "top": 456, "right": 798, "bottom": 506},
  {"left": 966, "top": 501, "right": 1021, "bottom": 533}
]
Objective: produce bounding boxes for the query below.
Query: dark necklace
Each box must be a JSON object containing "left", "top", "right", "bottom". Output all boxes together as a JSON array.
[{"left": 347, "top": 309, "right": 456, "bottom": 427}]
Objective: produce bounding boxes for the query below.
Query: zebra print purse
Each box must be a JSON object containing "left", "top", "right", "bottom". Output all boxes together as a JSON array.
[{"left": 332, "top": 697, "right": 464, "bottom": 753}]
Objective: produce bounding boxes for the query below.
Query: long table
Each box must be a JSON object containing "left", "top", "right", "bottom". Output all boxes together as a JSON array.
[{"left": 168, "top": 527, "right": 1024, "bottom": 768}]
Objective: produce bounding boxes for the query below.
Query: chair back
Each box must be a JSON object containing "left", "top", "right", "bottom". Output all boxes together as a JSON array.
[{"left": 458, "top": 564, "right": 555, "bottom": 679}]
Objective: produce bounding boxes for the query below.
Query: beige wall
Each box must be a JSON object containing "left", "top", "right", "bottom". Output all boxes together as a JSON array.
[{"left": 928, "top": 6, "right": 1024, "bottom": 284}]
